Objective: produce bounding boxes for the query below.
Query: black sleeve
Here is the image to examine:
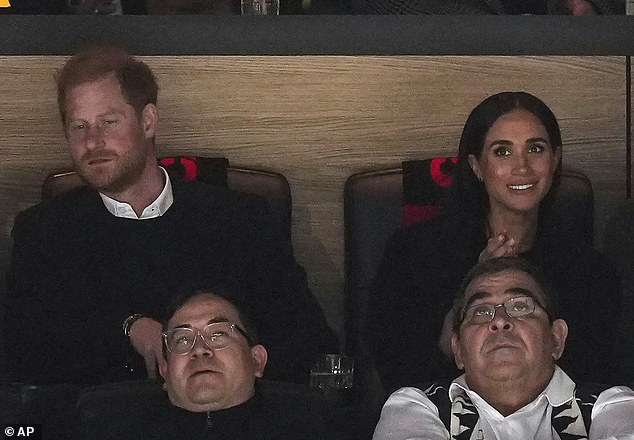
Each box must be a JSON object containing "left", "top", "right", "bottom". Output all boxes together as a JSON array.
[
  {"left": 367, "top": 228, "right": 413, "bottom": 390},
  {"left": 232, "top": 196, "right": 339, "bottom": 384},
  {"left": 556, "top": 249, "right": 624, "bottom": 385},
  {"left": 3, "top": 207, "right": 51, "bottom": 383},
  {"left": 366, "top": 224, "right": 460, "bottom": 391}
]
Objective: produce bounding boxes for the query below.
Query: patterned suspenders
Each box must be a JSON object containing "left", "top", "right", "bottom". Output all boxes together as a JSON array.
[{"left": 423, "top": 381, "right": 603, "bottom": 440}]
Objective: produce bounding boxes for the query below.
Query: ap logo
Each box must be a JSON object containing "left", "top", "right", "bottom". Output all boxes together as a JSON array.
[{"left": 0, "top": 0, "right": 10, "bottom": 7}]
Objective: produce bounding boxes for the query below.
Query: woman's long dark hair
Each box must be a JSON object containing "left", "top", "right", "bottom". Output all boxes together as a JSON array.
[{"left": 444, "top": 91, "right": 563, "bottom": 236}]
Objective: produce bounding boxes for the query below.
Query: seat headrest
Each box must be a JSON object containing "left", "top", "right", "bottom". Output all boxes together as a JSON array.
[
  {"left": 159, "top": 156, "right": 229, "bottom": 187},
  {"left": 42, "top": 156, "right": 229, "bottom": 200},
  {"left": 402, "top": 157, "right": 594, "bottom": 247},
  {"left": 402, "top": 157, "right": 457, "bottom": 225}
]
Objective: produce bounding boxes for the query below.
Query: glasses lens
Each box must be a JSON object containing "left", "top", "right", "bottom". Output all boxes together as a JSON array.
[
  {"left": 463, "top": 296, "right": 537, "bottom": 324},
  {"left": 165, "top": 322, "right": 240, "bottom": 354},
  {"left": 201, "top": 322, "right": 234, "bottom": 350},
  {"left": 166, "top": 328, "right": 196, "bottom": 354},
  {"left": 465, "top": 304, "right": 495, "bottom": 324},
  {"left": 504, "top": 296, "right": 535, "bottom": 318}
]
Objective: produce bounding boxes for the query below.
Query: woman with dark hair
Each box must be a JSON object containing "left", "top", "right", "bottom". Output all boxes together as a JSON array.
[{"left": 367, "top": 91, "right": 622, "bottom": 392}]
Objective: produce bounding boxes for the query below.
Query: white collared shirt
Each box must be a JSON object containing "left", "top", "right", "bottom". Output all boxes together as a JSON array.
[
  {"left": 372, "top": 366, "right": 634, "bottom": 440},
  {"left": 99, "top": 167, "right": 174, "bottom": 220}
]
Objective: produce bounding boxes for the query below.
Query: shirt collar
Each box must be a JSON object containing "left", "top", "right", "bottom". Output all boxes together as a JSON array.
[
  {"left": 99, "top": 167, "right": 174, "bottom": 220},
  {"left": 449, "top": 366, "right": 575, "bottom": 408}
]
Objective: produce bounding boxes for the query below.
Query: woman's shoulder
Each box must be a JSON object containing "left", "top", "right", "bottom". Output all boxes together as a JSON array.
[
  {"left": 385, "top": 213, "right": 480, "bottom": 256},
  {"left": 390, "top": 213, "right": 465, "bottom": 243},
  {"left": 535, "top": 224, "right": 621, "bottom": 287}
]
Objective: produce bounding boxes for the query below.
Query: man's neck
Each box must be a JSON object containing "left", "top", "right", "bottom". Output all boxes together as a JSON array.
[
  {"left": 469, "top": 370, "right": 553, "bottom": 416},
  {"left": 102, "top": 164, "right": 165, "bottom": 216}
]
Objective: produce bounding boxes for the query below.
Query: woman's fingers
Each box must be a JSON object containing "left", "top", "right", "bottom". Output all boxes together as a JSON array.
[{"left": 479, "top": 234, "right": 517, "bottom": 262}]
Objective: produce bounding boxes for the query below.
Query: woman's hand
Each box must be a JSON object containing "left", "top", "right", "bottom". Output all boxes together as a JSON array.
[{"left": 479, "top": 232, "right": 516, "bottom": 262}]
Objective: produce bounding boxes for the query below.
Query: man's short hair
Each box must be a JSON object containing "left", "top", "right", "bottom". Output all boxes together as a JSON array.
[
  {"left": 55, "top": 46, "right": 158, "bottom": 124},
  {"left": 162, "top": 284, "right": 260, "bottom": 358},
  {"left": 451, "top": 256, "right": 559, "bottom": 333}
]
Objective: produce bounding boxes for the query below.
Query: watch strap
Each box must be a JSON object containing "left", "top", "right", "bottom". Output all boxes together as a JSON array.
[{"left": 122, "top": 313, "right": 144, "bottom": 337}]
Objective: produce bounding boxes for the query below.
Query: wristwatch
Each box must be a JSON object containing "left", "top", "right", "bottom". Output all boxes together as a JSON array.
[{"left": 122, "top": 313, "right": 144, "bottom": 337}]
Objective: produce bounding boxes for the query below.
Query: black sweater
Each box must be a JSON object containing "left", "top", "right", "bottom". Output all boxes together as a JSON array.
[
  {"left": 4, "top": 180, "right": 337, "bottom": 386},
  {"left": 367, "top": 214, "right": 623, "bottom": 391}
]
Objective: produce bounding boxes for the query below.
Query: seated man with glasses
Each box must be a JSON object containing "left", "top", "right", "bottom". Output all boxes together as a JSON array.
[
  {"left": 83, "top": 286, "right": 327, "bottom": 439},
  {"left": 373, "top": 256, "right": 634, "bottom": 440}
]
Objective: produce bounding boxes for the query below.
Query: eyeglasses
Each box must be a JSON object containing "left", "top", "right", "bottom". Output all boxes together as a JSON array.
[
  {"left": 163, "top": 322, "right": 251, "bottom": 355},
  {"left": 461, "top": 296, "right": 541, "bottom": 325}
]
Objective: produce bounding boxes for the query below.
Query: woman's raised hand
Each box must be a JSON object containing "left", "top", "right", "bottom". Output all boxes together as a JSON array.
[{"left": 479, "top": 232, "right": 516, "bottom": 262}]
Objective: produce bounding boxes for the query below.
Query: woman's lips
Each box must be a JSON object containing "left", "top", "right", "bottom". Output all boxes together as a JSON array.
[{"left": 507, "top": 183, "right": 535, "bottom": 190}]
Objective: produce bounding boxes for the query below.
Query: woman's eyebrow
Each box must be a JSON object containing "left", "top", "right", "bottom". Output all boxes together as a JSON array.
[{"left": 526, "top": 137, "right": 550, "bottom": 144}]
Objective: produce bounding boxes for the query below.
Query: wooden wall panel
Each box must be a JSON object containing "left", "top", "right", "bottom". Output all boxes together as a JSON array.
[{"left": 0, "top": 55, "right": 626, "bottom": 340}]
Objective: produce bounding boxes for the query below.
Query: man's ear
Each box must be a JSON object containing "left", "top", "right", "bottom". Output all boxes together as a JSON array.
[
  {"left": 141, "top": 103, "right": 158, "bottom": 139},
  {"left": 451, "top": 333, "right": 465, "bottom": 370},
  {"left": 251, "top": 345, "right": 268, "bottom": 378},
  {"left": 159, "top": 357, "right": 169, "bottom": 384},
  {"left": 550, "top": 319, "right": 568, "bottom": 361},
  {"left": 467, "top": 154, "right": 482, "bottom": 181}
]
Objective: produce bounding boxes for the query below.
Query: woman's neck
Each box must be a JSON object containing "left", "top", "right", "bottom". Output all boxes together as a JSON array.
[{"left": 487, "top": 208, "right": 539, "bottom": 253}]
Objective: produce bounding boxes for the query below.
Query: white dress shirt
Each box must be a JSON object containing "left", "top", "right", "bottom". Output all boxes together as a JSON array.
[
  {"left": 373, "top": 367, "right": 634, "bottom": 440},
  {"left": 99, "top": 167, "right": 174, "bottom": 219}
]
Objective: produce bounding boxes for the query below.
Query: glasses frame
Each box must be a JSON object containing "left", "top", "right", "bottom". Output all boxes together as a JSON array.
[
  {"left": 163, "top": 321, "right": 252, "bottom": 355},
  {"left": 460, "top": 295, "right": 542, "bottom": 325}
]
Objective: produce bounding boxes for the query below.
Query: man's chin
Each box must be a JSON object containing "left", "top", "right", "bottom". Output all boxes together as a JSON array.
[
  {"left": 185, "top": 380, "right": 224, "bottom": 406},
  {"left": 78, "top": 170, "right": 133, "bottom": 195},
  {"left": 482, "top": 362, "right": 526, "bottom": 381},
  {"left": 76, "top": 166, "right": 115, "bottom": 190}
]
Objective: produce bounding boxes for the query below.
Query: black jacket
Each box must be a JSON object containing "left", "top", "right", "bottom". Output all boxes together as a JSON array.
[{"left": 82, "top": 386, "right": 328, "bottom": 440}]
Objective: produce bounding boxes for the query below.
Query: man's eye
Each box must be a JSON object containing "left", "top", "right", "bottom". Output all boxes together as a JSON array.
[
  {"left": 174, "top": 335, "right": 193, "bottom": 346},
  {"left": 102, "top": 119, "right": 118, "bottom": 126},
  {"left": 69, "top": 123, "right": 85, "bottom": 130},
  {"left": 511, "top": 301, "right": 530, "bottom": 312},
  {"left": 472, "top": 305, "right": 493, "bottom": 317},
  {"left": 209, "top": 331, "right": 229, "bottom": 340}
]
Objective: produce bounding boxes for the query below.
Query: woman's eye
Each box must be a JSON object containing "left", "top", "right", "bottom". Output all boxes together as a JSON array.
[
  {"left": 493, "top": 147, "right": 510, "bottom": 157},
  {"left": 528, "top": 144, "right": 545, "bottom": 153}
]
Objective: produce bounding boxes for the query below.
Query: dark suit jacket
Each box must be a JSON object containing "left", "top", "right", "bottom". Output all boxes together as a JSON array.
[{"left": 3, "top": 179, "right": 337, "bottom": 386}]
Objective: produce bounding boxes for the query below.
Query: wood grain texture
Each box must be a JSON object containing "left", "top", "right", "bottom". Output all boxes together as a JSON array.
[{"left": 0, "top": 55, "right": 627, "bottom": 338}]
